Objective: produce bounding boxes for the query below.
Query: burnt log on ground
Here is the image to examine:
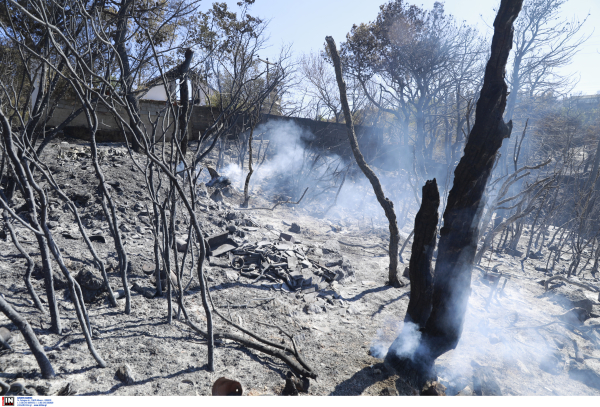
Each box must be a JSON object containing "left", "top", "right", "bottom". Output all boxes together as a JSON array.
[
  {"left": 406, "top": 179, "right": 440, "bottom": 328},
  {"left": 384, "top": 0, "right": 524, "bottom": 389}
]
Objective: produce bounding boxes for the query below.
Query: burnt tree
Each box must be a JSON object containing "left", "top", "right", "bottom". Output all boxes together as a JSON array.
[
  {"left": 178, "top": 48, "right": 194, "bottom": 156},
  {"left": 406, "top": 179, "right": 439, "bottom": 328},
  {"left": 0, "top": 292, "right": 55, "bottom": 379},
  {"left": 385, "top": 0, "right": 523, "bottom": 387},
  {"left": 326, "top": 36, "right": 402, "bottom": 287}
]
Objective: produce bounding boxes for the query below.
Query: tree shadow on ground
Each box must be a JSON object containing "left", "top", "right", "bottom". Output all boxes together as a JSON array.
[
  {"left": 328, "top": 362, "right": 416, "bottom": 396},
  {"left": 78, "top": 341, "right": 290, "bottom": 396},
  {"left": 79, "top": 365, "right": 207, "bottom": 395},
  {"left": 339, "top": 285, "right": 396, "bottom": 302},
  {"left": 372, "top": 291, "right": 410, "bottom": 316}
]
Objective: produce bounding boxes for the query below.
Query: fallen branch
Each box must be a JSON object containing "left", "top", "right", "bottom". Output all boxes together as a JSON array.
[
  {"left": 216, "top": 297, "right": 274, "bottom": 309},
  {"left": 544, "top": 276, "right": 600, "bottom": 293},
  {"left": 255, "top": 321, "right": 315, "bottom": 376},
  {"left": 238, "top": 188, "right": 309, "bottom": 211},
  {"left": 201, "top": 275, "right": 317, "bottom": 378},
  {"left": 338, "top": 240, "right": 386, "bottom": 250},
  {"left": 185, "top": 320, "right": 316, "bottom": 379}
]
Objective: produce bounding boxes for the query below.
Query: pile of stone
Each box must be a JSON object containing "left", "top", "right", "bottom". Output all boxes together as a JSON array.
[{"left": 207, "top": 232, "right": 352, "bottom": 294}]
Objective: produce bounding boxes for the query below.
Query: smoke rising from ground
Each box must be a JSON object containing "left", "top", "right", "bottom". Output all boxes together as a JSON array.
[
  {"left": 370, "top": 319, "right": 421, "bottom": 360},
  {"left": 374, "top": 272, "right": 564, "bottom": 395},
  {"left": 216, "top": 119, "right": 418, "bottom": 228},
  {"left": 201, "top": 119, "right": 583, "bottom": 395}
]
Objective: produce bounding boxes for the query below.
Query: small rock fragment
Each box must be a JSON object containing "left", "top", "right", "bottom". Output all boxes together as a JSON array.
[
  {"left": 225, "top": 270, "right": 239, "bottom": 281},
  {"left": 176, "top": 238, "right": 188, "bottom": 253},
  {"left": 421, "top": 380, "right": 446, "bottom": 396},
  {"left": 306, "top": 303, "right": 323, "bottom": 314},
  {"left": 380, "top": 386, "right": 398, "bottom": 396},
  {"left": 142, "top": 264, "right": 155, "bottom": 275},
  {"left": 76, "top": 269, "right": 104, "bottom": 291},
  {"left": 197, "top": 183, "right": 208, "bottom": 197},
  {"left": 210, "top": 189, "right": 224, "bottom": 202},
  {"left": 279, "top": 232, "right": 296, "bottom": 243},
  {"left": 35, "top": 385, "right": 50, "bottom": 395},
  {"left": 545, "top": 288, "right": 593, "bottom": 314},
  {"left": 116, "top": 364, "right": 136, "bottom": 385},
  {"left": 322, "top": 240, "right": 340, "bottom": 254},
  {"left": 56, "top": 383, "right": 77, "bottom": 396},
  {"left": 89, "top": 234, "right": 106, "bottom": 243},
  {"left": 221, "top": 186, "right": 233, "bottom": 197}
]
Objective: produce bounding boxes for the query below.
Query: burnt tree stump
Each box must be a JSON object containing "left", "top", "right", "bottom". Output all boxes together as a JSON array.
[
  {"left": 406, "top": 179, "right": 440, "bottom": 328},
  {"left": 385, "top": 0, "right": 524, "bottom": 389}
]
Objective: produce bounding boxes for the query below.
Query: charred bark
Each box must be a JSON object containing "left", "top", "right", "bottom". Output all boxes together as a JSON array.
[
  {"left": 242, "top": 114, "right": 258, "bottom": 208},
  {"left": 326, "top": 36, "right": 401, "bottom": 287},
  {"left": 0, "top": 111, "right": 62, "bottom": 334},
  {"left": 0, "top": 295, "right": 55, "bottom": 379},
  {"left": 385, "top": 0, "right": 523, "bottom": 387},
  {"left": 178, "top": 49, "right": 194, "bottom": 156},
  {"left": 406, "top": 179, "right": 439, "bottom": 328},
  {"left": 2, "top": 213, "right": 46, "bottom": 314},
  {"left": 114, "top": 0, "right": 144, "bottom": 152}
]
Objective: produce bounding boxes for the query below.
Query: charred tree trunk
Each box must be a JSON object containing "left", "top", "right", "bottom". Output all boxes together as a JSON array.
[
  {"left": 326, "top": 36, "right": 401, "bottom": 287},
  {"left": 2, "top": 214, "right": 46, "bottom": 314},
  {"left": 0, "top": 112, "right": 62, "bottom": 334},
  {"left": 420, "top": 0, "right": 520, "bottom": 358},
  {"left": 405, "top": 179, "right": 440, "bottom": 328},
  {"left": 178, "top": 49, "right": 194, "bottom": 156},
  {"left": 242, "top": 114, "right": 259, "bottom": 208},
  {"left": 0, "top": 295, "right": 55, "bottom": 379},
  {"left": 114, "top": 0, "right": 144, "bottom": 152},
  {"left": 384, "top": 0, "right": 523, "bottom": 388}
]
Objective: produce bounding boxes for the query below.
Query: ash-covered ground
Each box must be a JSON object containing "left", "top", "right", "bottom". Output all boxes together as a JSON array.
[{"left": 2, "top": 138, "right": 600, "bottom": 396}]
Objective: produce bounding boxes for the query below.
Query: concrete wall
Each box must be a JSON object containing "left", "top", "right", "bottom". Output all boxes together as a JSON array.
[
  {"left": 47, "top": 99, "right": 187, "bottom": 143},
  {"left": 46, "top": 100, "right": 384, "bottom": 163},
  {"left": 259, "top": 114, "right": 383, "bottom": 163}
]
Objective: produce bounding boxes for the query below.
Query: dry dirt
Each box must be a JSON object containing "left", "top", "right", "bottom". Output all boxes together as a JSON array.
[{"left": 1, "top": 139, "right": 600, "bottom": 396}]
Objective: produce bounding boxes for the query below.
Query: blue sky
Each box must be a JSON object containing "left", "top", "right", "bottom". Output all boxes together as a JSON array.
[{"left": 200, "top": 0, "right": 600, "bottom": 95}]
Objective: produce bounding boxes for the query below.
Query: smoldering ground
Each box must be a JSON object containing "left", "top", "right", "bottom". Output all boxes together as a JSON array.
[
  {"left": 211, "top": 119, "right": 424, "bottom": 228},
  {"left": 369, "top": 266, "right": 591, "bottom": 395},
  {"left": 193, "top": 119, "right": 598, "bottom": 395}
]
